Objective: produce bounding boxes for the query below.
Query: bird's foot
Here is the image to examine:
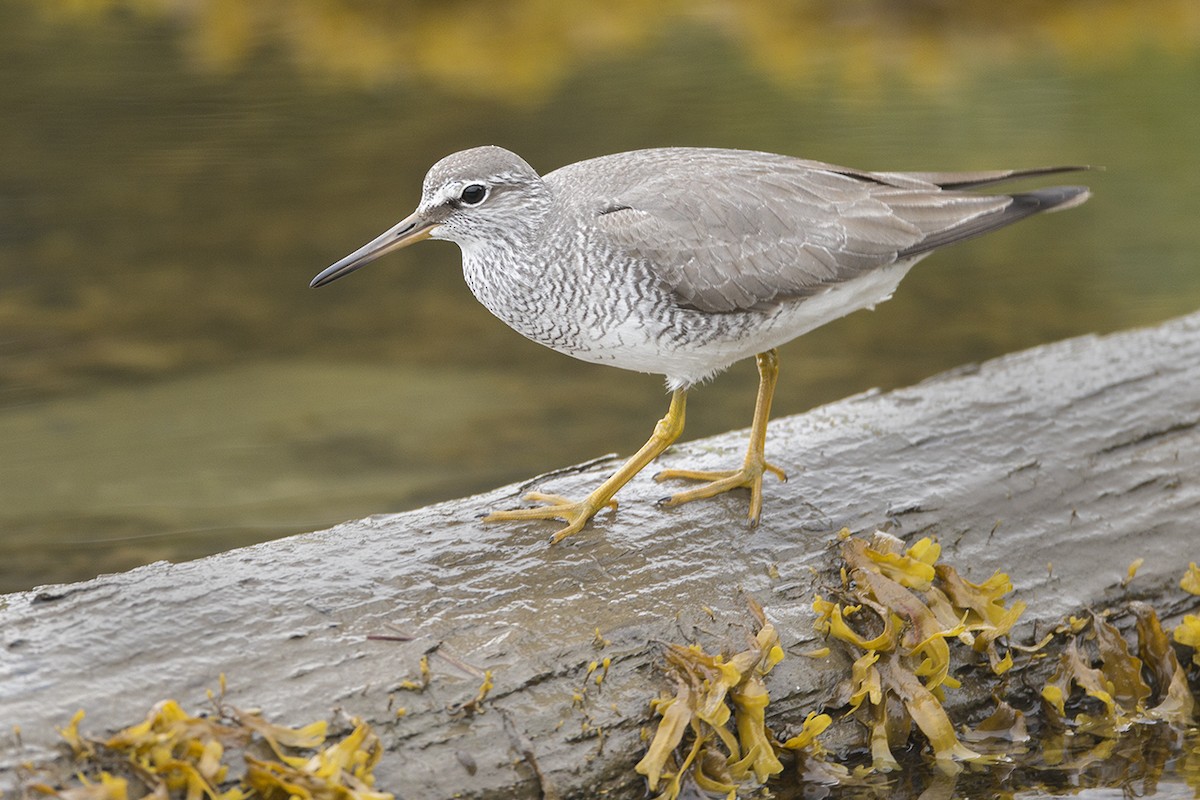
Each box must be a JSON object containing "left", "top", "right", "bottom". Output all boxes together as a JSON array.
[
  {"left": 484, "top": 492, "right": 618, "bottom": 544},
  {"left": 655, "top": 459, "right": 787, "bottom": 526}
]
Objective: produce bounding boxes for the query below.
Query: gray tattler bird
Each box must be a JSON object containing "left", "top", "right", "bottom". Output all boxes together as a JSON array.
[{"left": 311, "top": 146, "right": 1089, "bottom": 542}]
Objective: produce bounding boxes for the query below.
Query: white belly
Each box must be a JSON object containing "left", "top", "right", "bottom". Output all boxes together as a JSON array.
[{"left": 578, "top": 257, "right": 927, "bottom": 388}]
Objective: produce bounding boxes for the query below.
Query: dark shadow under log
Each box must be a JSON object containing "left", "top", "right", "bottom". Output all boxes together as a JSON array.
[{"left": 3, "top": 312, "right": 1200, "bottom": 798}]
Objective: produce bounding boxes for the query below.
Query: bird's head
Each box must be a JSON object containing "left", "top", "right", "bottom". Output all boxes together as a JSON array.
[{"left": 311, "top": 145, "right": 546, "bottom": 288}]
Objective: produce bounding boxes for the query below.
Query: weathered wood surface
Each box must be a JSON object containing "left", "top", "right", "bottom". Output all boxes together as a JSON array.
[{"left": 3, "top": 312, "right": 1200, "bottom": 798}]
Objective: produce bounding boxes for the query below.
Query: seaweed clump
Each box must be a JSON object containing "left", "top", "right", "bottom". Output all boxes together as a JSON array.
[
  {"left": 31, "top": 680, "right": 389, "bottom": 800},
  {"left": 635, "top": 531, "right": 1200, "bottom": 798},
  {"left": 813, "top": 531, "right": 1025, "bottom": 773},
  {"left": 634, "top": 600, "right": 835, "bottom": 799},
  {"left": 1041, "top": 606, "right": 1194, "bottom": 734}
]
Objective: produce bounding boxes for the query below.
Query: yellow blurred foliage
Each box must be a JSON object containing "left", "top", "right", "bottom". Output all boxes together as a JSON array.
[{"left": 28, "top": 0, "right": 1200, "bottom": 101}]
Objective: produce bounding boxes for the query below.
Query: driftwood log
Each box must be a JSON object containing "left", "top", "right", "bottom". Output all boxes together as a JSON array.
[{"left": 3, "top": 311, "right": 1200, "bottom": 798}]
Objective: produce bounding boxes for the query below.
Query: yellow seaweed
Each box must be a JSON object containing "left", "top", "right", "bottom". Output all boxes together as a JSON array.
[
  {"left": 907, "top": 537, "right": 942, "bottom": 566},
  {"left": 636, "top": 609, "right": 820, "bottom": 799},
  {"left": 877, "top": 654, "right": 981, "bottom": 771},
  {"left": 730, "top": 676, "right": 784, "bottom": 783},
  {"left": 1133, "top": 602, "right": 1196, "bottom": 723},
  {"left": 856, "top": 571, "right": 939, "bottom": 648},
  {"left": 867, "top": 702, "right": 900, "bottom": 773},
  {"left": 99, "top": 699, "right": 248, "bottom": 799},
  {"left": 235, "top": 713, "right": 327, "bottom": 765},
  {"left": 1090, "top": 612, "right": 1151, "bottom": 712},
  {"left": 691, "top": 754, "right": 738, "bottom": 797},
  {"left": 846, "top": 650, "right": 883, "bottom": 714},
  {"left": 781, "top": 712, "right": 832, "bottom": 750},
  {"left": 57, "top": 710, "right": 91, "bottom": 757},
  {"left": 962, "top": 700, "right": 1029, "bottom": 743},
  {"left": 1175, "top": 615, "right": 1200, "bottom": 667},
  {"left": 859, "top": 570, "right": 961, "bottom": 692},
  {"left": 637, "top": 532, "right": 1196, "bottom": 794},
  {"left": 634, "top": 689, "right": 692, "bottom": 790},
  {"left": 935, "top": 565, "right": 1026, "bottom": 650},
  {"left": 1063, "top": 639, "right": 1117, "bottom": 717},
  {"left": 811, "top": 533, "right": 1031, "bottom": 772},
  {"left": 42, "top": 773, "right": 129, "bottom": 800},
  {"left": 594, "top": 656, "right": 612, "bottom": 686},
  {"left": 827, "top": 603, "right": 899, "bottom": 651},
  {"left": 812, "top": 595, "right": 836, "bottom": 633},
  {"left": 1123, "top": 557, "right": 1144, "bottom": 586},
  {"left": 1038, "top": 603, "right": 1196, "bottom": 739},
  {"left": 845, "top": 537, "right": 936, "bottom": 589},
  {"left": 244, "top": 719, "right": 389, "bottom": 800},
  {"left": 1182, "top": 562, "right": 1200, "bottom": 595},
  {"left": 1041, "top": 684, "right": 1067, "bottom": 719},
  {"left": 46, "top": 687, "right": 387, "bottom": 800},
  {"left": 397, "top": 654, "right": 431, "bottom": 691}
]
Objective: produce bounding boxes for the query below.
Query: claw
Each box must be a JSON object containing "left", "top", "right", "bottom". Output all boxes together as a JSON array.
[
  {"left": 484, "top": 492, "right": 618, "bottom": 543},
  {"left": 656, "top": 460, "right": 786, "bottom": 525}
]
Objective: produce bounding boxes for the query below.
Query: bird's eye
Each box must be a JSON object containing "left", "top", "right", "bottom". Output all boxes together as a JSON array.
[{"left": 459, "top": 184, "right": 487, "bottom": 205}]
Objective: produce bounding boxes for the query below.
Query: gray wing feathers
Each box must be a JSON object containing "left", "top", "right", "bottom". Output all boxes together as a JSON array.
[
  {"left": 569, "top": 151, "right": 1088, "bottom": 313},
  {"left": 879, "top": 165, "right": 1091, "bottom": 191}
]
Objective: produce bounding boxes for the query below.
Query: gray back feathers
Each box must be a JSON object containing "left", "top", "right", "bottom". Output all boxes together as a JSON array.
[{"left": 545, "top": 148, "right": 1088, "bottom": 313}]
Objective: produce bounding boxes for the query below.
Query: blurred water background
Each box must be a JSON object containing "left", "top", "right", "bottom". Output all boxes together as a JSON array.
[{"left": 2, "top": 0, "right": 1198, "bottom": 592}]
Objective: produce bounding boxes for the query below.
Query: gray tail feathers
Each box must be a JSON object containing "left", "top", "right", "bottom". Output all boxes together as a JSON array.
[
  {"left": 900, "top": 185, "right": 1091, "bottom": 258},
  {"left": 1014, "top": 184, "right": 1092, "bottom": 213}
]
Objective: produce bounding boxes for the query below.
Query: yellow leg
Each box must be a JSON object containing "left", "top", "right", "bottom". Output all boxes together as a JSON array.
[
  {"left": 655, "top": 349, "right": 787, "bottom": 526},
  {"left": 485, "top": 388, "right": 688, "bottom": 543}
]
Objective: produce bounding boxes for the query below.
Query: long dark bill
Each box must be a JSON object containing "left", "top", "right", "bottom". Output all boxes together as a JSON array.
[{"left": 310, "top": 211, "right": 434, "bottom": 287}]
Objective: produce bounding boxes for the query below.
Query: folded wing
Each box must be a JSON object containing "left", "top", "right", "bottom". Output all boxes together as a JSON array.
[{"left": 577, "top": 149, "right": 1088, "bottom": 313}]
